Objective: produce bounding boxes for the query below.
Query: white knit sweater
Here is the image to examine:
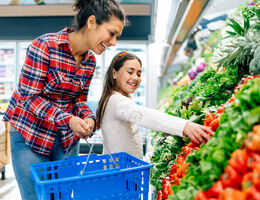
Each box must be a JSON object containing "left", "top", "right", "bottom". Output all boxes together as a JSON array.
[{"left": 101, "top": 92, "right": 188, "bottom": 159}]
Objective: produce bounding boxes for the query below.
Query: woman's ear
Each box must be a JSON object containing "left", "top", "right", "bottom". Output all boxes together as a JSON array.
[
  {"left": 112, "top": 69, "right": 117, "bottom": 79},
  {"left": 87, "top": 15, "right": 96, "bottom": 30}
]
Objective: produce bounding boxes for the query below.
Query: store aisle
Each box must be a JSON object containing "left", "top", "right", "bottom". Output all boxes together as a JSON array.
[{"left": 0, "top": 163, "right": 21, "bottom": 200}]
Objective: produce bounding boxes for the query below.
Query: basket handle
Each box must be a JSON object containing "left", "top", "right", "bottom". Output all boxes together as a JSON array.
[
  {"left": 80, "top": 132, "right": 119, "bottom": 176},
  {"left": 64, "top": 132, "right": 96, "bottom": 158}
]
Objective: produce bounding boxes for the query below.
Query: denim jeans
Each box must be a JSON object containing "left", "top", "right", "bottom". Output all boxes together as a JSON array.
[{"left": 10, "top": 126, "right": 79, "bottom": 200}]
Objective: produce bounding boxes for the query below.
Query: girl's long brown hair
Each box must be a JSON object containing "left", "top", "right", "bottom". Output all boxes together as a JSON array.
[{"left": 96, "top": 51, "right": 142, "bottom": 129}]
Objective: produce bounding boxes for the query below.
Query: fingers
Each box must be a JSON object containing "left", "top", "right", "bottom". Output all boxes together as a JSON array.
[
  {"left": 69, "top": 116, "right": 92, "bottom": 139},
  {"left": 188, "top": 132, "right": 200, "bottom": 144},
  {"left": 196, "top": 126, "right": 210, "bottom": 141},
  {"left": 183, "top": 122, "right": 214, "bottom": 145},
  {"left": 201, "top": 125, "right": 214, "bottom": 136},
  {"left": 192, "top": 128, "right": 206, "bottom": 144},
  {"left": 84, "top": 118, "right": 95, "bottom": 132}
]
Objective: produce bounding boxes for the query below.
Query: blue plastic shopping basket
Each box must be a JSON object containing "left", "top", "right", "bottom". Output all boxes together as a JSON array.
[{"left": 30, "top": 152, "right": 153, "bottom": 200}]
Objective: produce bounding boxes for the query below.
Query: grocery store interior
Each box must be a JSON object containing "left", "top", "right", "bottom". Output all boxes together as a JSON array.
[{"left": 0, "top": 0, "right": 259, "bottom": 200}]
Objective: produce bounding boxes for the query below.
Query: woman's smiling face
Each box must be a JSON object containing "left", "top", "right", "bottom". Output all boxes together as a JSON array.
[
  {"left": 87, "top": 16, "right": 124, "bottom": 55},
  {"left": 113, "top": 58, "right": 142, "bottom": 96}
]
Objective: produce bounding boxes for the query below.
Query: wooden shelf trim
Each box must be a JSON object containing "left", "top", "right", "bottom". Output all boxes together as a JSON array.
[{"left": 0, "top": 4, "right": 151, "bottom": 17}]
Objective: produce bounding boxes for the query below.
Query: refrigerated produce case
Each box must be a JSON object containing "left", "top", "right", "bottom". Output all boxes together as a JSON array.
[{"left": 0, "top": 42, "right": 17, "bottom": 114}]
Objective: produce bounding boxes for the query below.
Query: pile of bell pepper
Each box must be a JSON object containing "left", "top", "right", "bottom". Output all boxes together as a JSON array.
[
  {"left": 156, "top": 75, "right": 260, "bottom": 200},
  {"left": 204, "top": 75, "right": 260, "bottom": 132},
  {"left": 156, "top": 128, "right": 212, "bottom": 200},
  {"left": 195, "top": 124, "right": 260, "bottom": 200},
  {"left": 157, "top": 177, "right": 173, "bottom": 200},
  {"left": 156, "top": 141, "right": 201, "bottom": 200}
]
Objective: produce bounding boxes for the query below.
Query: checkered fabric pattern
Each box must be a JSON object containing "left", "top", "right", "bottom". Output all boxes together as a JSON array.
[{"left": 3, "top": 28, "right": 96, "bottom": 155}]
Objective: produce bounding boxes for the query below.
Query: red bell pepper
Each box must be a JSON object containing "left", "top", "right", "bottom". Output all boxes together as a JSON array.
[
  {"left": 194, "top": 190, "right": 208, "bottom": 200},
  {"left": 161, "top": 177, "right": 173, "bottom": 199},
  {"left": 181, "top": 146, "right": 192, "bottom": 159},
  {"left": 162, "top": 186, "right": 169, "bottom": 199},
  {"left": 247, "top": 152, "right": 260, "bottom": 170},
  {"left": 166, "top": 182, "right": 173, "bottom": 196},
  {"left": 245, "top": 186, "right": 260, "bottom": 200},
  {"left": 217, "top": 106, "right": 224, "bottom": 114},
  {"left": 221, "top": 165, "right": 243, "bottom": 189},
  {"left": 170, "top": 164, "right": 178, "bottom": 176},
  {"left": 242, "top": 172, "right": 253, "bottom": 193},
  {"left": 252, "top": 163, "right": 260, "bottom": 191},
  {"left": 210, "top": 118, "right": 220, "bottom": 132},
  {"left": 176, "top": 162, "right": 189, "bottom": 178},
  {"left": 228, "top": 149, "right": 248, "bottom": 175},
  {"left": 204, "top": 112, "right": 216, "bottom": 126},
  {"left": 156, "top": 190, "right": 163, "bottom": 200},
  {"left": 187, "top": 141, "right": 200, "bottom": 148},
  {"left": 171, "top": 173, "right": 180, "bottom": 185},
  {"left": 227, "top": 94, "right": 236, "bottom": 103},
  {"left": 176, "top": 155, "right": 185, "bottom": 166},
  {"left": 162, "top": 177, "right": 170, "bottom": 185},
  {"left": 206, "top": 180, "right": 224, "bottom": 198}
]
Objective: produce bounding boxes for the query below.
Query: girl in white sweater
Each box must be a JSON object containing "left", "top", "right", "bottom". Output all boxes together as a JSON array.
[{"left": 96, "top": 52, "right": 213, "bottom": 159}]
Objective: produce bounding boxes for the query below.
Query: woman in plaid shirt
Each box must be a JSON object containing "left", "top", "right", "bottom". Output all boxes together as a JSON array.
[{"left": 3, "top": 0, "right": 128, "bottom": 199}]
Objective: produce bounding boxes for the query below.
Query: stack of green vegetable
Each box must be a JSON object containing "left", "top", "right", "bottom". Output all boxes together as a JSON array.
[
  {"left": 169, "top": 78, "right": 260, "bottom": 200},
  {"left": 150, "top": 65, "right": 240, "bottom": 190}
]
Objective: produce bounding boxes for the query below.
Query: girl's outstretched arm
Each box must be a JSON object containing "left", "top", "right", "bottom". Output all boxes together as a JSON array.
[{"left": 110, "top": 92, "right": 213, "bottom": 144}]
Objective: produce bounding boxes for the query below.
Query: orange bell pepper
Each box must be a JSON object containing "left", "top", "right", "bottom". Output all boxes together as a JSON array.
[
  {"left": 242, "top": 172, "right": 253, "bottom": 193},
  {"left": 219, "top": 188, "right": 245, "bottom": 200},
  {"left": 244, "top": 131, "right": 260, "bottom": 152}
]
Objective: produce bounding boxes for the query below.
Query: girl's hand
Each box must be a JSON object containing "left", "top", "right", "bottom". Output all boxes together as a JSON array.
[
  {"left": 69, "top": 116, "right": 92, "bottom": 139},
  {"left": 183, "top": 122, "right": 213, "bottom": 144}
]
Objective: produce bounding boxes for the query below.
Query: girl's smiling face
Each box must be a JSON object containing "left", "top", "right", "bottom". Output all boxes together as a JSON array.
[{"left": 113, "top": 58, "right": 142, "bottom": 96}]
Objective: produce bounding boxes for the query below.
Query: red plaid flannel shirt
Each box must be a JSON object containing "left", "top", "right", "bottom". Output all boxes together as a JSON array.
[{"left": 3, "top": 28, "right": 96, "bottom": 155}]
